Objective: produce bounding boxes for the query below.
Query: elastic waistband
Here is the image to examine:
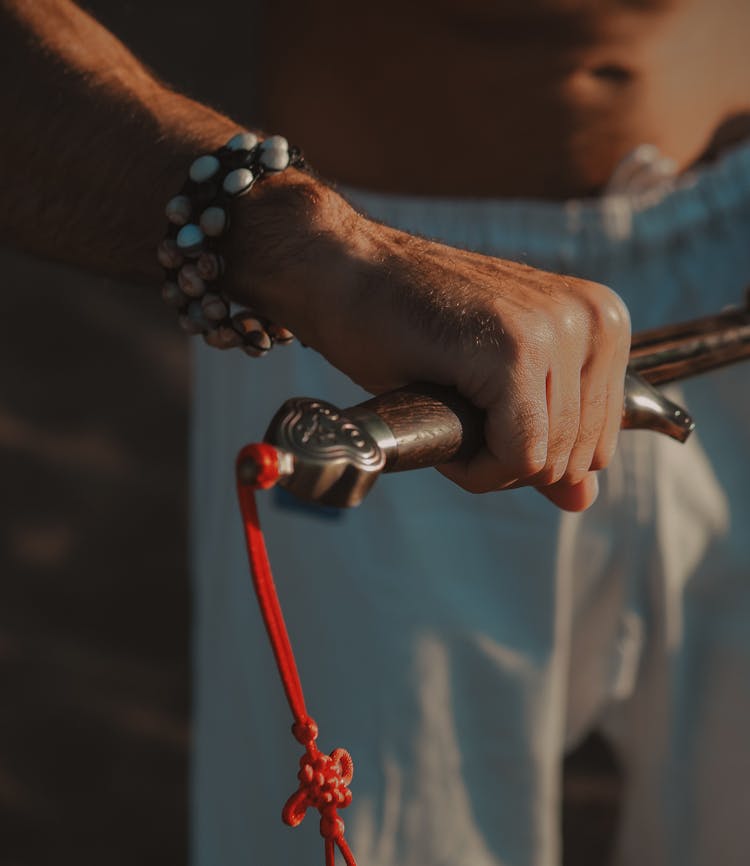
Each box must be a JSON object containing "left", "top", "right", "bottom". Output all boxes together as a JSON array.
[{"left": 340, "top": 140, "right": 750, "bottom": 261}]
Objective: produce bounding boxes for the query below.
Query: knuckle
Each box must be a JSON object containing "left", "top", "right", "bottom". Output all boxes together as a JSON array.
[
  {"left": 496, "top": 323, "right": 525, "bottom": 365},
  {"left": 587, "top": 286, "right": 631, "bottom": 342},
  {"left": 556, "top": 302, "right": 586, "bottom": 343},
  {"left": 503, "top": 308, "right": 555, "bottom": 362}
]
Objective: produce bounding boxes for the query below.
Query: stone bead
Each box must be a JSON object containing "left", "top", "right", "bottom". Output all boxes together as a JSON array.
[
  {"left": 202, "top": 329, "right": 226, "bottom": 349},
  {"left": 232, "top": 311, "right": 264, "bottom": 335},
  {"left": 268, "top": 323, "right": 295, "bottom": 344},
  {"left": 203, "top": 326, "right": 242, "bottom": 350},
  {"left": 161, "top": 281, "right": 187, "bottom": 308},
  {"left": 218, "top": 325, "right": 243, "bottom": 349},
  {"left": 178, "top": 312, "right": 203, "bottom": 335},
  {"left": 259, "top": 135, "right": 290, "bottom": 171},
  {"left": 233, "top": 312, "right": 272, "bottom": 355},
  {"left": 223, "top": 168, "right": 254, "bottom": 196},
  {"left": 199, "top": 206, "right": 227, "bottom": 237},
  {"left": 242, "top": 343, "right": 270, "bottom": 358},
  {"left": 165, "top": 195, "right": 191, "bottom": 226},
  {"left": 177, "top": 263, "right": 206, "bottom": 298},
  {"left": 189, "top": 154, "right": 220, "bottom": 183},
  {"left": 226, "top": 132, "right": 259, "bottom": 151},
  {"left": 259, "top": 146, "right": 290, "bottom": 171},
  {"left": 261, "top": 135, "right": 289, "bottom": 152},
  {"left": 176, "top": 223, "right": 205, "bottom": 255},
  {"left": 196, "top": 252, "right": 224, "bottom": 281},
  {"left": 201, "top": 292, "right": 229, "bottom": 322},
  {"left": 157, "top": 238, "right": 183, "bottom": 269}
]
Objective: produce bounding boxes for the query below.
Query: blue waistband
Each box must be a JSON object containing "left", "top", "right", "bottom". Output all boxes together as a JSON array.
[{"left": 340, "top": 140, "right": 750, "bottom": 263}]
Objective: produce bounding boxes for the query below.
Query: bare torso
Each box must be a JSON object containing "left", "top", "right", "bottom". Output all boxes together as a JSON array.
[{"left": 262, "top": 0, "right": 750, "bottom": 199}]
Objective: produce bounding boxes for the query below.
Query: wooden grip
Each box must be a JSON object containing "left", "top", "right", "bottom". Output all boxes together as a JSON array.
[{"left": 356, "top": 383, "right": 485, "bottom": 472}]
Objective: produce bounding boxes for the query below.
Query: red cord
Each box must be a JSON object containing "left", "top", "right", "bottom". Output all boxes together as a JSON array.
[{"left": 236, "top": 443, "right": 358, "bottom": 866}]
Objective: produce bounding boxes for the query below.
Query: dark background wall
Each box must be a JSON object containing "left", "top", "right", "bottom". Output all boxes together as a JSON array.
[
  {"left": 0, "top": 4, "right": 618, "bottom": 865},
  {"left": 0, "top": 3, "right": 253, "bottom": 862}
]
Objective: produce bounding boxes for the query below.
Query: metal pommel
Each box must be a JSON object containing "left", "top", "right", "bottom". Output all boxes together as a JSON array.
[
  {"left": 263, "top": 397, "right": 387, "bottom": 508},
  {"left": 621, "top": 371, "right": 695, "bottom": 442}
]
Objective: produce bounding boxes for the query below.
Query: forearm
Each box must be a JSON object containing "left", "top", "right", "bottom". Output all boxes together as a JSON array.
[{"left": 0, "top": 0, "right": 248, "bottom": 283}]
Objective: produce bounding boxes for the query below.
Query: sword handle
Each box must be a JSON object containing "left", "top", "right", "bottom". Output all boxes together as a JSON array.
[
  {"left": 353, "top": 384, "right": 484, "bottom": 472},
  {"left": 352, "top": 371, "right": 694, "bottom": 475},
  {"left": 256, "top": 303, "right": 750, "bottom": 506}
]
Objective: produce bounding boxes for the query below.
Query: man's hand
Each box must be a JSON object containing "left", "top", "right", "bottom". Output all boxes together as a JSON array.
[
  {"left": 226, "top": 175, "right": 631, "bottom": 512},
  {"left": 2, "top": 0, "right": 631, "bottom": 512}
]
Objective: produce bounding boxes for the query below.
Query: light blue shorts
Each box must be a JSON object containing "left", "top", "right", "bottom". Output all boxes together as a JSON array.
[{"left": 191, "top": 142, "right": 750, "bottom": 866}]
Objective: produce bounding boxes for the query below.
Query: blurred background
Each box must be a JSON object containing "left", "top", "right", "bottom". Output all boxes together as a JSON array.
[{"left": 0, "top": 3, "right": 621, "bottom": 864}]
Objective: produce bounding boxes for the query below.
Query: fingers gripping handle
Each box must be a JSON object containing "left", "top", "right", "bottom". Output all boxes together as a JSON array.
[
  {"left": 357, "top": 372, "right": 693, "bottom": 473},
  {"left": 258, "top": 372, "right": 693, "bottom": 508}
]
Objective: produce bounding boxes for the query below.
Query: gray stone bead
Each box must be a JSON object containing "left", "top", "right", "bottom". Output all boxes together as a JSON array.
[
  {"left": 176, "top": 223, "right": 205, "bottom": 254},
  {"left": 199, "top": 206, "right": 227, "bottom": 237},
  {"left": 196, "top": 252, "right": 223, "bottom": 281},
  {"left": 165, "top": 195, "right": 191, "bottom": 226},
  {"left": 261, "top": 135, "right": 289, "bottom": 152},
  {"left": 157, "top": 238, "right": 183, "bottom": 269},
  {"left": 259, "top": 146, "right": 290, "bottom": 171},
  {"left": 161, "top": 281, "right": 187, "bottom": 308},
  {"left": 189, "top": 154, "right": 220, "bottom": 183},
  {"left": 226, "top": 132, "right": 259, "bottom": 151},
  {"left": 178, "top": 263, "right": 206, "bottom": 298},
  {"left": 223, "top": 168, "right": 254, "bottom": 196},
  {"left": 201, "top": 292, "right": 229, "bottom": 322}
]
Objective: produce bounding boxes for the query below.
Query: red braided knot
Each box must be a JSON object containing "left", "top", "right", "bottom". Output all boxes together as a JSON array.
[
  {"left": 283, "top": 719, "right": 356, "bottom": 865},
  {"left": 283, "top": 739, "right": 354, "bottom": 834}
]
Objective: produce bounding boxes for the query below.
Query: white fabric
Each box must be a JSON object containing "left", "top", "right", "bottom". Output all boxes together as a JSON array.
[{"left": 191, "top": 141, "right": 750, "bottom": 866}]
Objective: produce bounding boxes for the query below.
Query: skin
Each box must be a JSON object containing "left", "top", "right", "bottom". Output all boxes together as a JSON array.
[
  {"left": 7, "top": 0, "right": 746, "bottom": 511},
  {"left": 264, "top": 0, "right": 750, "bottom": 198}
]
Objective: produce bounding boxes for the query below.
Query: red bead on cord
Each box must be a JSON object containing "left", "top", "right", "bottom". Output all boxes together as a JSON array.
[{"left": 236, "top": 446, "right": 358, "bottom": 866}]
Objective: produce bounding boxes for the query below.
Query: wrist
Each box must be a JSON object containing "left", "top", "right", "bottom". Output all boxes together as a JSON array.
[
  {"left": 159, "top": 129, "right": 333, "bottom": 356},
  {"left": 222, "top": 170, "right": 365, "bottom": 345}
]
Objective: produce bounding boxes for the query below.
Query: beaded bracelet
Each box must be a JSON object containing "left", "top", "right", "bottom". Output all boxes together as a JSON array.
[{"left": 157, "top": 132, "right": 305, "bottom": 357}]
